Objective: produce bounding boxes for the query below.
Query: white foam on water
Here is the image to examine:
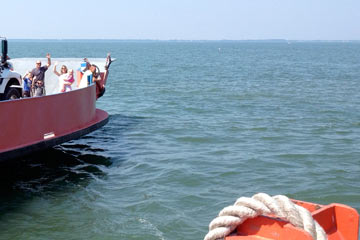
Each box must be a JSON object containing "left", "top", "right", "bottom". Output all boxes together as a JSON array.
[{"left": 10, "top": 58, "right": 106, "bottom": 95}]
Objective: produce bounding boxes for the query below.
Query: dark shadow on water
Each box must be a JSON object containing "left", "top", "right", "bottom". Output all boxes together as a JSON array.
[
  {"left": 0, "top": 114, "right": 142, "bottom": 215},
  {"left": 0, "top": 146, "right": 111, "bottom": 214}
]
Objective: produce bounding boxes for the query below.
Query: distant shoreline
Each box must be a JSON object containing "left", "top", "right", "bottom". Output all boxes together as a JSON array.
[{"left": 7, "top": 39, "right": 360, "bottom": 43}]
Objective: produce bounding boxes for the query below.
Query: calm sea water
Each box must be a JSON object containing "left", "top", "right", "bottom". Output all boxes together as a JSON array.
[{"left": 0, "top": 40, "right": 359, "bottom": 239}]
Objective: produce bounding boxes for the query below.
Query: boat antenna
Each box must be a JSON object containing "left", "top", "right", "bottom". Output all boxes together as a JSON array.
[{"left": 1, "top": 37, "right": 8, "bottom": 64}]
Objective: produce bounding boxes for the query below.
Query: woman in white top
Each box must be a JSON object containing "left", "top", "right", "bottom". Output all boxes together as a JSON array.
[{"left": 53, "top": 63, "right": 72, "bottom": 92}]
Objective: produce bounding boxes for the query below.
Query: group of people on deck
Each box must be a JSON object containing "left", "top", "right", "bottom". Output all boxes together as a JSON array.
[{"left": 22, "top": 53, "right": 112, "bottom": 98}]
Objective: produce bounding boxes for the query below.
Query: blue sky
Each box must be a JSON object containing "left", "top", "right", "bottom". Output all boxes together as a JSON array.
[{"left": 2, "top": 0, "right": 360, "bottom": 40}]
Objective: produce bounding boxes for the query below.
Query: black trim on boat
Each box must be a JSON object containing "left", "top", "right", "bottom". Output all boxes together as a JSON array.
[{"left": 0, "top": 114, "right": 109, "bottom": 162}]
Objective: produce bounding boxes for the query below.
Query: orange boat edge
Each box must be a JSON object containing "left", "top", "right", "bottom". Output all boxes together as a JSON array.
[{"left": 226, "top": 199, "right": 359, "bottom": 240}]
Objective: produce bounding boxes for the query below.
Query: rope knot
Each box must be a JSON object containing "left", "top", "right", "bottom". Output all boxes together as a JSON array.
[{"left": 204, "top": 193, "right": 327, "bottom": 240}]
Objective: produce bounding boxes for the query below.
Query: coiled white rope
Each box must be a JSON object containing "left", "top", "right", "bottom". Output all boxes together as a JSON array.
[{"left": 204, "top": 193, "right": 327, "bottom": 240}]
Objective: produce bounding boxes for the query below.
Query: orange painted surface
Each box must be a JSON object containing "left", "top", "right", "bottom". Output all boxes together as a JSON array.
[
  {"left": 0, "top": 85, "right": 99, "bottom": 154},
  {"left": 226, "top": 200, "right": 359, "bottom": 240}
]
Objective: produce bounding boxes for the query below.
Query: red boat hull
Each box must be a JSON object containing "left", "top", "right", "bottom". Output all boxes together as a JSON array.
[{"left": 0, "top": 84, "right": 108, "bottom": 161}]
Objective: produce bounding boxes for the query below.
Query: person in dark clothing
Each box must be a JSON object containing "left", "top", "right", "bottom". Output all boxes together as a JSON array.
[
  {"left": 79, "top": 53, "right": 112, "bottom": 98},
  {"left": 92, "top": 53, "right": 112, "bottom": 98},
  {"left": 31, "top": 53, "right": 51, "bottom": 96}
]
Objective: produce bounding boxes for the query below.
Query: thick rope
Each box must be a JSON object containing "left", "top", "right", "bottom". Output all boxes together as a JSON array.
[{"left": 204, "top": 193, "right": 327, "bottom": 240}]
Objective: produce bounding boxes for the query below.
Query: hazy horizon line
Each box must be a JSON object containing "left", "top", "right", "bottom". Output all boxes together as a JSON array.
[{"left": 5, "top": 38, "right": 360, "bottom": 42}]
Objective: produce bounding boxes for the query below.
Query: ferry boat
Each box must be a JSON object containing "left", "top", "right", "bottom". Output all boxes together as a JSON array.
[{"left": 0, "top": 39, "right": 111, "bottom": 161}]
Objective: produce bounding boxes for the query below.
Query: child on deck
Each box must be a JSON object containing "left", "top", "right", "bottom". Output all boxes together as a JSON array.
[
  {"left": 22, "top": 71, "right": 33, "bottom": 97},
  {"left": 33, "top": 77, "right": 45, "bottom": 97},
  {"left": 61, "top": 69, "right": 74, "bottom": 92}
]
